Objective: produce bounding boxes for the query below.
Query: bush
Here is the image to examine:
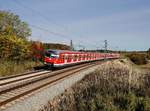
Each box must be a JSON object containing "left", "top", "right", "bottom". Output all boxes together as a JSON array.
[
  {"left": 126, "top": 53, "right": 148, "bottom": 65},
  {"left": 147, "top": 52, "right": 150, "bottom": 60}
]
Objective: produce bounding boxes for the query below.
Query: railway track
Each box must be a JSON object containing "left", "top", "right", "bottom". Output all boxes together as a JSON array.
[
  {"left": 0, "top": 69, "right": 45, "bottom": 81},
  {"left": 0, "top": 61, "right": 102, "bottom": 109}
]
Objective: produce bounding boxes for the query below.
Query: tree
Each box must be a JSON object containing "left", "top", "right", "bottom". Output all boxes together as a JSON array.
[
  {"left": 0, "top": 10, "right": 31, "bottom": 39},
  {"left": 0, "top": 10, "right": 32, "bottom": 60},
  {"left": 31, "top": 41, "right": 44, "bottom": 61},
  {"left": 0, "top": 33, "right": 32, "bottom": 60}
]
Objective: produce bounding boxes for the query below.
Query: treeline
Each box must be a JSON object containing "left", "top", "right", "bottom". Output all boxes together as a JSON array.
[
  {"left": 0, "top": 10, "right": 70, "bottom": 61},
  {"left": 84, "top": 49, "right": 117, "bottom": 53}
]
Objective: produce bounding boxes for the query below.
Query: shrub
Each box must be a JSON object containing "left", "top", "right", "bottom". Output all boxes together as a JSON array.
[
  {"left": 147, "top": 52, "right": 150, "bottom": 60},
  {"left": 126, "top": 53, "right": 148, "bottom": 65}
]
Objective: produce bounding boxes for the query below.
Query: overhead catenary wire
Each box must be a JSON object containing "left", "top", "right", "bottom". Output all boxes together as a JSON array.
[
  {"left": 30, "top": 24, "right": 69, "bottom": 39},
  {"left": 13, "top": 0, "right": 68, "bottom": 31},
  {"left": 12, "top": 0, "right": 76, "bottom": 41},
  {"left": 11, "top": 0, "right": 107, "bottom": 49}
]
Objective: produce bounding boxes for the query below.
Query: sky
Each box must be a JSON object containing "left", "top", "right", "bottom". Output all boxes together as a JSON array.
[{"left": 0, "top": 0, "right": 150, "bottom": 51}]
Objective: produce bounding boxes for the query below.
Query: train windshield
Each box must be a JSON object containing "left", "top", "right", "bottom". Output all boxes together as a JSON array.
[{"left": 45, "top": 50, "right": 59, "bottom": 58}]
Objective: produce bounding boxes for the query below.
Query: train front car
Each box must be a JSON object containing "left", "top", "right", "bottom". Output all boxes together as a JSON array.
[{"left": 44, "top": 50, "right": 60, "bottom": 68}]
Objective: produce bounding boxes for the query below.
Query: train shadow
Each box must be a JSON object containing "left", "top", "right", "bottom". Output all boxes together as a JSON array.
[
  {"left": 33, "top": 65, "right": 58, "bottom": 71},
  {"left": 33, "top": 65, "right": 48, "bottom": 70}
]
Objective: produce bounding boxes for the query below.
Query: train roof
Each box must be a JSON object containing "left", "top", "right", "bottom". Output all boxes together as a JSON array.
[
  {"left": 45, "top": 49, "right": 117, "bottom": 55},
  {"left": 45, "top": 49, "right": 82, "bottom": 55}
]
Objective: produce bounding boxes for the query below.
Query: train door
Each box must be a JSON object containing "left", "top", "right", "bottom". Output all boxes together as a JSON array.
[
  {"left": 67, "top": 54, "right": 72, "bottom": 63},
  {"left": 78, "top": 54, "right": 81, "bottom": 61},
  {"left": 71, "top": 54, "right": 74, "bottom": 62},
  {"left": 74, "top": 54, "right": 77, "bottom": 62},
  {"left": 64, "top": 54, "right": 68, "bottom": 64},
  {"left": 83, "top": 54, "right": 85, "bottom": 61},
  {"left": 76, "top": 54, "right": 79, "bottom": 62}
]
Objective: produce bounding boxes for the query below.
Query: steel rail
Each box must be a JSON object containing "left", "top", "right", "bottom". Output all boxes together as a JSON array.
[
  {"left": 0, "top": 71, "right": 51, "bottom": 86},
  {"left": 0, "top": 62, "right": 99, "bottom": 107},
  {"left": 0, "top": 63, "right": 92, "bottom": 94},
  {"left": 0, "top": 70, "right": 45, "bottom": 81}
]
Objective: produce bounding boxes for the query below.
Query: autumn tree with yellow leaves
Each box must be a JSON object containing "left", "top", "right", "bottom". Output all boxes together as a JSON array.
[{"left": 0, "top": 11, "right": 32, "bottom": 61}]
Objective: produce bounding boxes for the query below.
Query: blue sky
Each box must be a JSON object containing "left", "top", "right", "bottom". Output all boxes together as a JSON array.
[{"left": 0, "top": 0, "right": 150, "bottom": 51}]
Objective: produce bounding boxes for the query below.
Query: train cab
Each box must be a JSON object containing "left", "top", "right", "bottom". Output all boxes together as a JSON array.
[{"left": 44, "top": 50, "right": 59, "bottom": 67}]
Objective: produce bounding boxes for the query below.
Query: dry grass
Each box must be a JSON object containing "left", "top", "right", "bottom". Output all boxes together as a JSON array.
[
  {"left": 139, "top": 60, "right": 150, "bottom": 70},
  {"left": 40, "top": 59, "right": 150, "bottom": 111},
  {"left": 0, "top": 60, "right": 41, "bottom": 76}
]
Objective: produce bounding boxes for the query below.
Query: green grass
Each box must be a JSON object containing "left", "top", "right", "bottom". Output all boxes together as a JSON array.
[
  {"left": 0, "top": 60, "right": 42, "bottom": 76},
  {"left": 40, "top": 60, "right": 150, "bottom": 111}
]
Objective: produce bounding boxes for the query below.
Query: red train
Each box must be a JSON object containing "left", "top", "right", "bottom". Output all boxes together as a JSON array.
[{"left": 44, "top": 50, "right": 120, "bottom": 68}]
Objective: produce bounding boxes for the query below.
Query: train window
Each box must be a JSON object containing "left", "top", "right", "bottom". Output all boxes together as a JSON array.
[
  {"left": 89, "top": 54, "right": 91, "bottom": 59},
  {"left": 82, "top": 55, "right": 84, "bottom": 59},
  {"left": 51, "top": 54, "right": 59, "bottom": 58},
  {"left": 81, "top": 55, "right": 83, "bottom": 59},
  {"left": 45, "top": 52, "right": 51, "bottom": 57},
  {"left": 68, "top": 55, "right": 72, "bottom": 61},
  {"left": 64, "top": 55, "right": 68, "bottom": 60},
  {"left": 61, "top": 55, "right": 65, "bottom": 60},
  {"left": 47, "top": 50, "right": 58, "bottom": 55},
  {"left": 86, "top": 55, "right": 88, "bottom": 59},
  {"left": 76, "top": 55, "right": 78, "bottom": 59},
  {"left": 83, "top": 55, "right": 85, "bottom": 59},
  {"left": 79, "top": 55, "right": 81, "bottom": 60},
  {"left": 74, "top": 55, "right": 77, "bottom": 60},
  {"left": 45, "top": 51, "right": 59, "bottom": 58},
  {"left": 77, "top": 55, "right": 79, "bottom": 59}
]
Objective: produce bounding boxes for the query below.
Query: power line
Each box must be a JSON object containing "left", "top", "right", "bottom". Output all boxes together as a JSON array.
[
  {"left": 13, "top": 0, "right": 74, "bottom": 40},
  {"left": 11, "top": 0, "right": 94, "bottom": 46},
  {"left": 30, "top": 24, "right": 69, "bottom": 38},
  {"left": 11, "top": 0, "right": 73, "bottom": 40},
  {"left": 10, "top": 0, "right": 110, "bottom": 50},
  {"left": 13, "top": 0, "right": 67, "bottom": 30}
]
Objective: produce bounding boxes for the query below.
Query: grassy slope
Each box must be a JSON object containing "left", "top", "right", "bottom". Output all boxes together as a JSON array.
[
  {"left": 0, "top": 60, "right": 42, "bottom": 77},
  {"left": 40, "top": 59, "right": 150, "bottom": 111}
]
